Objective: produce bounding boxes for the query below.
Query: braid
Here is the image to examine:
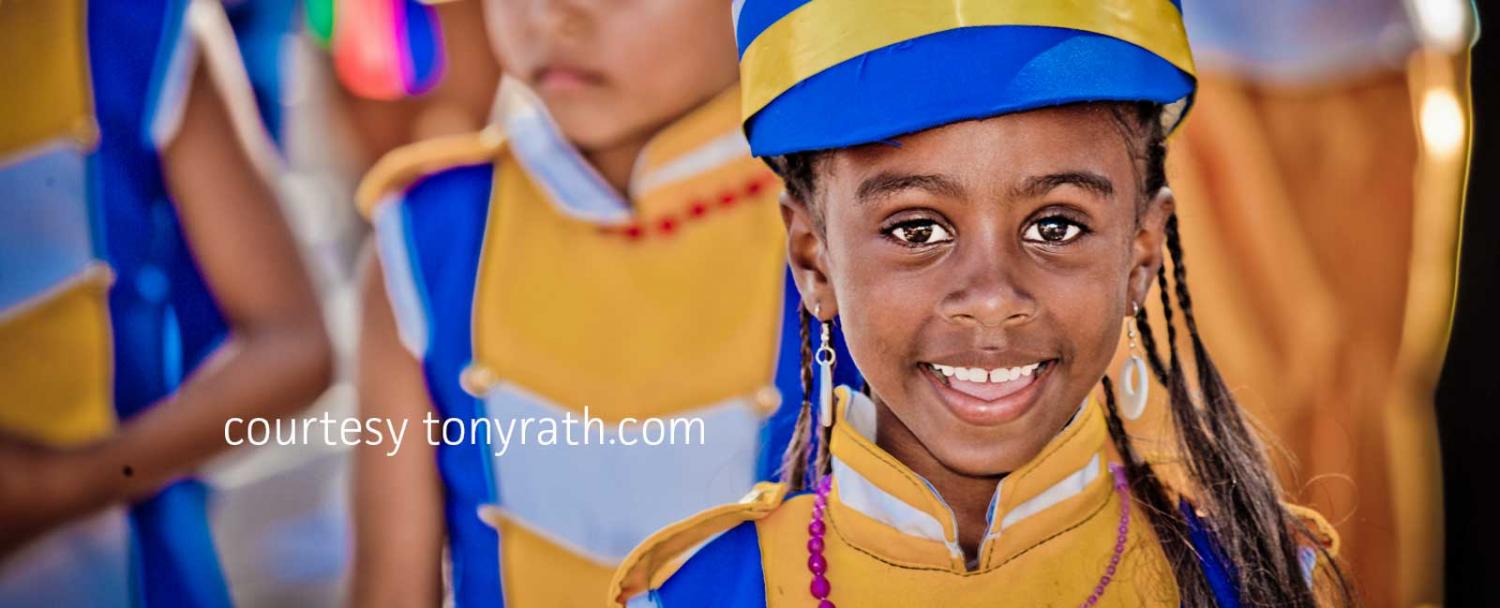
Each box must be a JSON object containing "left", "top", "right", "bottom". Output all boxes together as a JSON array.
[
  {"left": 1134, "top": 295, "right": 1170, "bottom": 386},
  {"left": 1107, "top": 103, "right": 1353, "bottom": 606},
  {"left": 778, "top": 306, "right": 816, "bottom": 492},
  {"left": 1100, "top": 375, "right": 1215, "bottom": 601}
]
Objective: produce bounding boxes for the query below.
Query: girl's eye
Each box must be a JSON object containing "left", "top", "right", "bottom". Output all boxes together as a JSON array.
[
  {"left": 888, "top": 220, "right": 954, "bottom": 245},
  {"left": 1023, "top": 217, "right": 1085, "bottom": 244}
]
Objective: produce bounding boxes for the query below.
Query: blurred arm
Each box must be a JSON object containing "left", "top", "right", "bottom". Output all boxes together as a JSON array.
[
  {"left": 91, "top": 57, "right": 335, "bottom": 502},
  {"left": 350, "top": 250, "right": 445, "bottom": 607}
]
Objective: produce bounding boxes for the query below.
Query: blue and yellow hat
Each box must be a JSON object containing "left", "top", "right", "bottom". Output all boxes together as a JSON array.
[{"left": 734, "top": 0, "right": 1198, "bottom": 157}]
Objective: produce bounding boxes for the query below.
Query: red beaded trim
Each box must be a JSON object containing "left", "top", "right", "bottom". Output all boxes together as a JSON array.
[{"left": 597, "top": 172, "right": 777, "bottom": 241}]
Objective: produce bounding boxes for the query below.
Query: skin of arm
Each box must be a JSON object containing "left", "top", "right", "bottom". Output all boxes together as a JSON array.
[
  {"left": 350, "top": 250, "right": 445, "bottom": 607},
  {"left": 0, "top": 60, "right": 333, "bottom": 554}
]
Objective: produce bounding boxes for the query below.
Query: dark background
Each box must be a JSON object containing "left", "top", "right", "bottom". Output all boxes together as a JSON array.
[{"left": 1436, "top": 1, "right": 1498, "bottom": 602}]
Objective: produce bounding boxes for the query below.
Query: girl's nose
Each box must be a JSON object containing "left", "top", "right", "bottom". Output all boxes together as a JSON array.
[{"left": 937, "top": 244, "right": 1036, "bottom": 329}]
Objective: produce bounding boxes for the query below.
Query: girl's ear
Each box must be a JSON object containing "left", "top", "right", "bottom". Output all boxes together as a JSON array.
[
  {"left": 779, "top": 193, "right": 838, "bottom": 320},
  {"left": 1129, "top": 187, "right": 1175, "bottom": 307}
]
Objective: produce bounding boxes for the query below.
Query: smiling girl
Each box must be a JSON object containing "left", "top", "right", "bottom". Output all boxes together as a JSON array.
[{"left": 610, "top": 1, "right": 1352, "bottom": 606}]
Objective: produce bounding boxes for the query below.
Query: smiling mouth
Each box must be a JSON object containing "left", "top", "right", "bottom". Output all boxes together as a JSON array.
[{"left": 922, "top": 360, "right": 1056, "bottom": 426}]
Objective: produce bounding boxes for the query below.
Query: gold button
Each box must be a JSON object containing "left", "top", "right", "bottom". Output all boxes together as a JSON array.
[
  {"left": 753, "top": 385, "right": 782, "bottom": 413},
  {"left": 460, "top": 363, "right": 496, "bottom": 396}
]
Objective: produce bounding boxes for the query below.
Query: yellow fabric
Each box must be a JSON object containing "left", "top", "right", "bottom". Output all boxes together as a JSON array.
[
  {"left": 477, "top": 507, "right": 616, "bottom": 608},
  {"left": 631, "top": 86, "right": 744, "bottom": 204},
  {"left": 758, "top": 491, "right": 1177, "bottom": 607},
  {"left": 361, "top": 87, "right": 789, "bottom": 606},
  {"left": 827, "top": 387, "right": 1120, "bottom": 573},
  {"left": 468, "top": 151, "right": 786, "bottom": 421},
  {"left": 0, "top": 264, "right": 115, "bottom": 446},
  {"left": 739, "top": 0, "right": 1196, "bottom": 119},
  {"left": 618, "top": 386, "right": 1347, "bottom": 605},
  {"left": 768, "top": 386, "right": 1177, "bottom": 607},
  {"left": 354, "top": 127, "right": 505, "bottom": 217},
  {"left": 0, "top": 0, "right": 96, "bottom": 160},
  {"left": 608, "top": 482, "right": 788, "bottom": 605}
]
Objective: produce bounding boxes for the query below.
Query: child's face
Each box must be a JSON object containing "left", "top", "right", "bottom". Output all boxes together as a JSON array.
[
  {"left": 486, "top": 0, "right": 739, "bottom": 151},
  {"left": 787, "top": 106, "right": 1170, "bottom": 477}
]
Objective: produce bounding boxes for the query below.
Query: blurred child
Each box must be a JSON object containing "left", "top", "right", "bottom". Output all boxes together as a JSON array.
[
  {"left": 611, "top": 1, "right": 1355, "bottom": 606},
  {"left": 0, "top": 0, "right": 332, "bottom": 605},
  {"left": 351, "top": 0, "right": 854, "bottom": 605}
]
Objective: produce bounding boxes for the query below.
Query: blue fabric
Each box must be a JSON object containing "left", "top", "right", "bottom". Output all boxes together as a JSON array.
[
  {"left": 745, "top": 25, "right": 1195, "bottom": 156},
  {"left": 399, "top": 163, "right": 506, "bottom": 607},
  {"left": 129, "top": 480, "right": 233, "bottom": 608},
  {"left": 403, "top": 0, "right": 444, "bottom": 93},
  {"left": 758, "top": 269, "right": 862, "bottom": 481},
  {"left": 225, "top": 0, "right": 299, "bottom": 146},
  {"left": 399, "top": 168, "right": 861, "bottom": 606},
  {"left": 1183, "top": 501, "right": 1242, "bottom": 608},
  {"left": 653, "top": 521, "right": 766, "bottom": 608},
  {"left": 87, "top": 0, "right": 233, "bottom": 604}
]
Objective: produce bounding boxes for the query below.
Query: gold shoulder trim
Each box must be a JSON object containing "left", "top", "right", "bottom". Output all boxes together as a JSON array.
[
  {"left": 354, "top": 125, "right": 505, "bottom": 218},
  {"left": 606, "top": 482, "right": 787, "bottom": 607}
]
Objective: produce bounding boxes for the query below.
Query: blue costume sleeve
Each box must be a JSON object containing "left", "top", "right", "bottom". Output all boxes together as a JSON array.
[
  {"left": 1182, "top": 500, "right": 1241, "bottom": 608},
  {"left": 632, "top": 521, "right": 767, "bottom": 608}
]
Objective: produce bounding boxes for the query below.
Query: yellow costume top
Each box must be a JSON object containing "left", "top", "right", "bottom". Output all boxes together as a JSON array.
[
  {"left": 357, "top": 80, "right": 861, "bottom": 607},
  {"left": 611, "top": 387, "right": 1341, "bottom": 607}
]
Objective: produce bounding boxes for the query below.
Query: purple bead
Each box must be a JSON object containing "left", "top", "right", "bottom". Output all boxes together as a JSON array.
[
  {"left": 808, "top": 553, "right": 827, "bottom": 574},
  {"left": 807, "top": 537, "right": 824, "bottom": 553},
  {"left": 809, "top": 520, "right": 826, "bottom": 536},
  {"left": 812, "top": 504, "right": 825, "bottom": 517},
  {"left": 1106, "top": 564, "right": 1117, "bottom": 576},
  {"left": 810, "top": 575, "right": 831, "bottom": 598},
  {"left": 814, "top": 495, "right": 828, "bottom": 508},
  {"left": 819, "top": 601, "right": 835, "bottom": 608}
]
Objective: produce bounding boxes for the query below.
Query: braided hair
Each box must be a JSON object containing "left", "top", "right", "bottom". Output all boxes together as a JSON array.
[{"left": 766, "top": 102, "right": 1355, "bottom": 606}]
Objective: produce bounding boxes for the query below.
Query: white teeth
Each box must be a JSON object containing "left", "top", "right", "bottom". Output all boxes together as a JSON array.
[{"left": 933, "top": 362, "right": 1045, "bottom": 384}]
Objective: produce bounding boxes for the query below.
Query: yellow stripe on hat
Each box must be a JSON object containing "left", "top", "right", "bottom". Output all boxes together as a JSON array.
[{"left": 740, "top": 0, "right": 1196, "bottom": 120}]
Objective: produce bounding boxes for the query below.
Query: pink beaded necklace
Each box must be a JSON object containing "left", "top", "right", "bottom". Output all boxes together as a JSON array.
[{"left": 806, "top": 464, "right": 1132, "bottom": 607}]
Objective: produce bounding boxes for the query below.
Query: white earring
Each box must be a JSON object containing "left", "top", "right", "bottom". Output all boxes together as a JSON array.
[
  {"left": 1119, "top": 303, "right": 1149, "bottom": 421},
  {"left": 815, "top": 305, "right": 836, "bottom": 428}
]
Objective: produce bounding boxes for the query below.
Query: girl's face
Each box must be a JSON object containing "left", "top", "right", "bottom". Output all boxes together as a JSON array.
[
  {"left": 786, "top": 105, "right": 1171, "bottom": 477},
  {"left": 485, "top": 0, "right": 739, "bottom": 151}
]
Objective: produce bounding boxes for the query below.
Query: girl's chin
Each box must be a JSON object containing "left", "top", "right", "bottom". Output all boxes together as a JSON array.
[{"left": 924, "top": 431, "right": 1051, "bottom": 477}]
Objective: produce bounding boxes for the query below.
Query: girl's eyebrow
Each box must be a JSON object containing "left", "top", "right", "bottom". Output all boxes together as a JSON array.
[
  {"left": 1013, "top": 171, "right": 1115, "bottom": 200},
  {"left": 855, "top": 172, "right": 965, "bottom": 204}
]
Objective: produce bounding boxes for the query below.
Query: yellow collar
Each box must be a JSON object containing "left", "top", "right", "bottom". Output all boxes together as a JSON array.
[
  {"left": 827, "top": 386, "right": 1115, "bottom": 572},
  {"left": 495, "top": 78, "right": 749, "bottom": 224}
]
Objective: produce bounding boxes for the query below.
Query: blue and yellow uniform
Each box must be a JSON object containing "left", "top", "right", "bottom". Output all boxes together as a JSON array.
[
  {"left": 608, "top": 1, "right": 1341, "bottom": 606},
  {"left": 0, "top": 0, "right": 231, "bottom": 605},
  {"left": 612, "top": 387, "right": 1340, "bottom": 607},
  {"left": 355, "top": 80, "right": 857, "bottom": 607}
]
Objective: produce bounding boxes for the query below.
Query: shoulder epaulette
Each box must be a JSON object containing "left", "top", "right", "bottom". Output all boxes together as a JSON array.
[
  {"left": 355, "top": 126, "right": 505, "bottom": 218},
  {"left": 606, "top": 482, "right": 787, "bottom": 607}
]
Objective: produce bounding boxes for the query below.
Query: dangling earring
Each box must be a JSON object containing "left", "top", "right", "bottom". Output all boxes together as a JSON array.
[
  {"left": 1119, "top": 302, "right": 1149, "bottom": 420},
  {"left": 814, "top": 304, "right": 836, "bottom": 428}
]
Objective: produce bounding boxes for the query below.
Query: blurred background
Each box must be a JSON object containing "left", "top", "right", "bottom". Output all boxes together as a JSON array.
[{"left": 0, "top": 0, "right": 1490, "bottom": 606}]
